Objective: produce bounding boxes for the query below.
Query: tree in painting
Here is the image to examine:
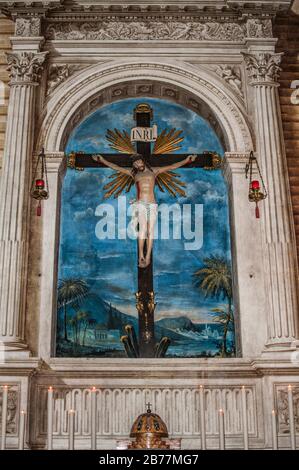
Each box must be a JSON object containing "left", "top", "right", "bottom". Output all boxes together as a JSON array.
[
  {"left": 57, "top": 279, "right": 90, "bottom": 341},
  {"left": 193, "top": 256, "right": 234, "bottom": 357}
]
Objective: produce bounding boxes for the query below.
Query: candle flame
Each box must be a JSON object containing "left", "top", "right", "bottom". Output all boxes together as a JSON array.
[
  {"left": 288, "top": 384, "right": 292, "bottom": 391},
  {"left": 3, "top": 385, "right": 8, "bottom": 389},
  {"left": 219, "top": 408, "right": 224, "bottom": 414},
  {"left": 91, "top": 387, "right": 96, "bottom": 392},
  {"left": 48, "top": 386, "right": 53, "bottom": 391},
  {"left": 272, "top": 409, "right": 276, "bottom": 415},
  {"left": 21, "top": 410, "right": 26, "bottom": 415}
]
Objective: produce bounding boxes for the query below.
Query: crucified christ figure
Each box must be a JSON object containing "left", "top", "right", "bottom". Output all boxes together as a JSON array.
[{"left": 94, "top": 153, "right": 196, "bottom": 268}]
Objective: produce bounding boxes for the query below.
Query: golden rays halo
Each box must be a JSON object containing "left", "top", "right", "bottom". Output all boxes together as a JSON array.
[{"left": 103, "top": 127, "right": 186, "bottom": 199}]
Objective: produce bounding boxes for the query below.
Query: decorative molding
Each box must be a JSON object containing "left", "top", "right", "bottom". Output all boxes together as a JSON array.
[
  {"left": 40, "top": 63, "right": 253, "bottom": 154},
  {"left": 44, "top": 18, "right": 272, "bottom": 41},
  {"left": 6, "top": 51, "right": 48, "bottom": 85},
  {"left": 15, "top": 16, "right": 41, "bottom": 36},
  {"left": 242, "top": 52, "right": 283, "bottom": 85},
  {"left": 47, "top": 64, "right": 86, "bottom": 95},
  {"left": 35, "top": 385, "right": 258, "bottom": 439},
  {"left": 215, "top": 65, "right": 243, "bottom": 97}
]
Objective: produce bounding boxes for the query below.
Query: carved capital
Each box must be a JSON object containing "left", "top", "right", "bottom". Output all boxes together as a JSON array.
[
  {"left": 242, "top": 52, "right": 283, "bottom": 85},
  {"left": 6, "top": 51, "right": 48, "bottom": 85},
  {"left": 15, "top": 16, "right": 41, "bottom": 37}
]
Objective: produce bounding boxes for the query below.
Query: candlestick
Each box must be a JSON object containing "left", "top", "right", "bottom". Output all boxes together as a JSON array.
[
  {"left": 91, "top": 387, "right": 97, "bottom": 450},
  {"left": 68, "top": 410, "right": 75, "bottom": 450},
  {"left": 19, "top": 411, "right": 26, "bottom": 450},
  {"left": 219, "top": 409, "right": 225, "bottom": 450},
  {"left": 199, "top": 385, "right": 206, "bottom": 450},
  {"left": 271, "top": 409, "right": 278, "bottom": 450},
  {"left": 288, "top": 385, "right": 296, "bottom": 450},
  {"left": 1, "top": 385, "right": 8, "bottom": 450},
  {"left": 47, "top": 386, "right": 54, "bottom": 450},
  {"left": 241, "top": 386, "right": 249, "bottom": 450}
]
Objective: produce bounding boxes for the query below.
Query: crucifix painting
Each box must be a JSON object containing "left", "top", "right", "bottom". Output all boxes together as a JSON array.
[{"left": 56, "top": 98, "right": 236, "bottom": 359}]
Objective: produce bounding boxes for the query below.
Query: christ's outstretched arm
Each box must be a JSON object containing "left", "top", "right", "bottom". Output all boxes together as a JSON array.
[
  {"left": 154, "top": 154, "right": 197, "bottom": 176},
  {"left": 93, "top": 154, "right": 132, "bottom": 176}
]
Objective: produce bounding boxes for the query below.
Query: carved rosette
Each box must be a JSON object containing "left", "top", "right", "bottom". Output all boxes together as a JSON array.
[
  {"left": 242, "top": 52, "right": 283, "bottom": 86},
  {"left": 6, "top": 51, "right": 48, "bottom": 86}
]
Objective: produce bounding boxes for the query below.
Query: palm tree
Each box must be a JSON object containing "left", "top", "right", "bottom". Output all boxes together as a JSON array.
[
  {"left": 210, "top": 307, "right": 234, "bottom": 356},
  {"left": 193, "top": 256, "right": 233, "bottom": 357},
  {"left": 57, "top": 279, "right": 90, "bottom": 341},
  {"left": 76, "top": 311, "right": 91, "bottom": 346}
]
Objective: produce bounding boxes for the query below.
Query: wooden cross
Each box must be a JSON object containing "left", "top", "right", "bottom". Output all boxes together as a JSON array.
[{"left": 68, "top": 103, "right": 220, "bottom": 358}]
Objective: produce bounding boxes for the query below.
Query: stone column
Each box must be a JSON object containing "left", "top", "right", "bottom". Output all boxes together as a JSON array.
[
  {"left": 0, "top": 40, "right": 47, "bottom": 356},
  {"left": 243, "top": 50, "right": 299, "bottom": 351}
]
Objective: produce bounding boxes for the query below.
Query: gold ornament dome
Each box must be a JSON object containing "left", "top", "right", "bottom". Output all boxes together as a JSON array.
[{"left": 129, "top": 404, "right": 169, "bottom": 449}]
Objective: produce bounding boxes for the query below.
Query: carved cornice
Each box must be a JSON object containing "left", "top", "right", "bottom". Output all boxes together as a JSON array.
[
  {"left": 0, "top": 2, "right": 63, "bottom": 19},
  {"left": 242, "top": 52, "right": 283, "bottom": 85},
  {"left": 44, "top": 18, "right": 273, "bottom": 41},
  {"left": 6, "top": 51, "right": 48, "bottom": 85}
]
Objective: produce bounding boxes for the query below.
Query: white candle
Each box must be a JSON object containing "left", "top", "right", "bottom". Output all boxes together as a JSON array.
[
  {"left": 68, "top": 410, "right": 75, "bottom": 450},
  {"left": 219, "top": 409, "right": 225, "bottom": 450},
  {"left": 1, "top": 385, "right": 8, "bottom": 450},
  {"left": 19, "top": 411, "right": 26, "bottom": 450},
  {"left": 91, "top": 387, "right": 97, "bottom": 450},
  {"left": 271, "top": 409, "right": 278, "bottom": 450},
  {"left": 199, "top": 385, "right": 206, "bottom": 450},
  {"left": 47, "top": 386, "right": 54, "bottom": 450},
  {"left": 241, "top": 386, "right": 249, "bottom": 450},
  {"left": 288, "top": 385, "right": 296, "bottom": 450}
]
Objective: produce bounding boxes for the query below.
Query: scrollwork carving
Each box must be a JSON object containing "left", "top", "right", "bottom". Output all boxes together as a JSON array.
[
  {"left": 6, "top": 51, "right": 48, "bottom": 85},
  {"left": 15, "top": 17, "right": 41, "bottom": 37},
  {"left": 246, "top": 18, "right": 272, "bottom": 38},
  {"left": 277, "top": 387, "right": 299, "bottom": 433},
  {"left": 45, "top": 18, "right": 273, "bottom": 42},
  {"left": 0, "top": 388, "right": 18, "bottom": 434}
]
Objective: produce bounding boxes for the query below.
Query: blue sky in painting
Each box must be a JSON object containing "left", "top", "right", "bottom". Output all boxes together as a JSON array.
[{"left": 59, "top": 98, "right": 231, "bottom": 326}]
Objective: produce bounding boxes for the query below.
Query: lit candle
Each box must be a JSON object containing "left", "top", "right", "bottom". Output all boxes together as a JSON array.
[
  {"left": 271, "top": 409, "right": 278, "bottom": 450},
  {"left": 47, "top": 386, "right": 54, "bottom": 450},
  {"left": 19, "top": 410, "right": 26, "bottom": 450},
  {"left": 288, "top": 385, "right": 296, "bottom": 450},
  {"left": 68, "top": 410, "right": 75, "bottom": 450},
  {"left": 199, "top": 385, "right": 206, "bottom": 450},
  {"left": 1, "top": 385, "right": 8, "bottom": 450},
  {"left": 219, "top": 409, "right": 225, "bottom": 450},
  {"left": 241, "top": 386, "right": 249, "bottom": 450},
  {"left": 91, "top": 387, "right": 97, "bottom": 450}
]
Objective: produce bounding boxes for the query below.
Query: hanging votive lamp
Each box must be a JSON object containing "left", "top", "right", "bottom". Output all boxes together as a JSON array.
[
  {"left": 245, "top": 151, "right": 267, "bottom": 219},
  {"left": 30, "top": 148, "right": 49, "bottom": 216}
]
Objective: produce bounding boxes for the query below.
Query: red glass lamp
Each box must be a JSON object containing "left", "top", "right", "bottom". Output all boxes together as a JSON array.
[
  {"left": 30, "top": 148, "right": 49, "bottom": 216},
  {"left": 245, "top": 151, "right": 267, "bottom": 219}
]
